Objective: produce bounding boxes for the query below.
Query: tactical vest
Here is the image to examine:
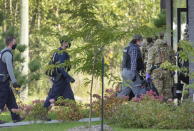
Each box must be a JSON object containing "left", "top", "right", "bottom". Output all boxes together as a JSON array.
[
  {"left": 46, "top": 48, "right": 70, "bottom": 78},
  {"left": 122, "top": 46, "right": 131, "bottom": 69},
  {"left": 154, "top": 44, "right": 170, "bottom": 64},
  {"left": 122, "top": 44, "right": 144, "bottom": 71},
  {"left": 0, "top": 49, "right": 13, "bottom": 75}
]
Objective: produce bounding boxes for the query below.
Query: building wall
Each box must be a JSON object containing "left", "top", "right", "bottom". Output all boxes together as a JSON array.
[
  {"left": 161, "top": 0, "right": 166, "bottom": 9},
  {"left": 188, "top": 0, "right": 194, "bottom": 42},
  {"left": 188, "top": 0, "right": 194, "bottom": 97},
  {"left": 165, "top": 0, "right": 172, "bottom": 46}
]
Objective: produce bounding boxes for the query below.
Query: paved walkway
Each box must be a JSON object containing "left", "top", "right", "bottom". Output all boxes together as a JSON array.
[
  {"left": 0, "top": 120, "right": 61, "bottom": 128},
  {"left": 0, "top": 118, "right": 101, "bottom": 128},
  {"left": 78, "top": 117, "right": 100, "bottom": 122}
]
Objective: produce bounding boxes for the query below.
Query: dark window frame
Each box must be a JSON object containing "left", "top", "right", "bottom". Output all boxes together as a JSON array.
[
  {"left": 171, "top": 0, "right": 189, "bottom": 47},
  {"left": 177, "top": 8, "right": 188, "bottom": 42}
]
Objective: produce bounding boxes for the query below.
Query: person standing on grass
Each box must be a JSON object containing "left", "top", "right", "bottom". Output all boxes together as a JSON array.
[
  {"left": 43, "top": 36, "right": 75, "bottom": 120},
  {"left": 117, "top": 34, "right": 146, "bottom": 98},
  {"left": 0, "top": 35, "right": 24, "bottom": 124},
  {"left": 146, "top": 33, "right": 176, "bottom": 101}
]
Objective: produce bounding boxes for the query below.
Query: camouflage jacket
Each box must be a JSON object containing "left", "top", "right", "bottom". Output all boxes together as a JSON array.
[
  {"left": 146, "top": 39, "right": 176, "bottom": 74},
  {"left": 141, "top": 42, "right": 154, "bottom": 64}
]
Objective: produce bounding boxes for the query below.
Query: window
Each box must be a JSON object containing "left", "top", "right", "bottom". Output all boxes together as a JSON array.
[{"left": 172, "top": 0, "right": 187, "bottom": 51}]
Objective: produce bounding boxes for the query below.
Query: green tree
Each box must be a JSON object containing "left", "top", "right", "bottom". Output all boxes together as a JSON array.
[{"left": 1, "top": 0, "right": 161, "bottom": 99}]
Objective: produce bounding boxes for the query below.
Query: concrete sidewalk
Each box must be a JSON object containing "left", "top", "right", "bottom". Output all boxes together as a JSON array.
[
  {"left": 0, "top": 117, "right": 101, "bottom": 128},
  {"left": 0, "top": 120, "right": 62, "bottom": 128}
]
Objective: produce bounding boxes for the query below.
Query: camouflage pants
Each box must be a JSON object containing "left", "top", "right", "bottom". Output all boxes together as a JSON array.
[{"left": 152, "top": 68, "right": 174, "bottom": 100}]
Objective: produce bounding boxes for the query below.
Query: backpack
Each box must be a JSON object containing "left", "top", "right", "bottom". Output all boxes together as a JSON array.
[
  {"left": 0, "top": 49, "right": 13, "bottom": 82},
  {"left": 122, "top": 46, "right": 131, "bottom": 69},
  {"left": 154, "top": 45, "right": 169, "bottom": 64},
  {"left": 0, "top": 49, "right": 13, "bottom": 62}
]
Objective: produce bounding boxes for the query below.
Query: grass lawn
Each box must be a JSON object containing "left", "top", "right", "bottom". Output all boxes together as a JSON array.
[
  {"left": 1, "top": 112, "right": 194, "bottom": 131},
  {"left": 0, "top": 112, "right": 12, "bottom": 122},
  {"left": 1, "top": 122, "right": 193, "bottom": 131}
]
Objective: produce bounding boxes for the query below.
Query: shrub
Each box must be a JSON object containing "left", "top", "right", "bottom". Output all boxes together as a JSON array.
[
  {"left": 108, "top": 91, "right": 194, "bottom": 129},
  {"left": 92, "top": 88, "right": 128, "bottom": 118},
  {"left": 161, "top": 100, "right": 194, "bottom": 129},
  {"left": 79, "top": 107, "right": 91, "bottom": 118},
  {"left": 18, "top": 100, "right": 48, "bottom": 121},
  {"left": 54, "top": 97, "right": 84, "bottom": 121},
  {"left": 17, "top": 98, "right": 90, "bottom": 121}
]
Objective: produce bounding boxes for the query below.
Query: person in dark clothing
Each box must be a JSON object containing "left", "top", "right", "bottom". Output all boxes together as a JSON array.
[
  {"left": 44, "top": 36, "right": 75, "bottom": 109},
  {"left": 0, "top": 35, "right": 24, "bottom": 124},
  {"left": 117, "top": 34, "right": 146, "bottom": 98}
]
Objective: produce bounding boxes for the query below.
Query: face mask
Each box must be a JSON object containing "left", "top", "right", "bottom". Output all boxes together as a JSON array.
[
  {"left": 137, "top": 41, "right": 143, "bottom": 46},
  {"left": 65, "top": 42, "right": 71, "bottom": 48},
  {"left": 12, "top": 44, "right": 17, "bottom": 50},
  {"left": 68, "top": 43, "right": 71, "bottom": 48}
]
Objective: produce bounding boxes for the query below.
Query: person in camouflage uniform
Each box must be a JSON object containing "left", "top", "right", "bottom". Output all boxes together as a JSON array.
[
  {"left": 146, "top": 33, "right": 176, "bottom": 100},
  {"left": 141, "top": 37, "right": 154, "bottom": 68}
]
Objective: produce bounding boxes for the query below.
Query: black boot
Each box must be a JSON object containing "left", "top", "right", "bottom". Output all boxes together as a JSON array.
[
  {"left": 13, "top": 117, "right": 25, "bottom": 123},
  {"left": 41, "top": 117, "right": 52, "bottom": 121},
  {"left": 11, "top": 111, "right": 25, "bottom": 123}
]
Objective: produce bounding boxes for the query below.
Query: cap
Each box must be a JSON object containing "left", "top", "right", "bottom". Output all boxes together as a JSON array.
[
  {"left": 133, "top": 34, "right": 143, "bottom": 41},
  {"left": 60, "top": 35, "right": 72, "bottom": 44}
]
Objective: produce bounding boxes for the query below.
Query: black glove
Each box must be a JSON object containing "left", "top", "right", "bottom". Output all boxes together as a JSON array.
[
  {"left": 69, "top": 76, "right": 75, "bottom": 83},
  {"left": 13, "top": 83, "right": 21, "bottom": 89}
]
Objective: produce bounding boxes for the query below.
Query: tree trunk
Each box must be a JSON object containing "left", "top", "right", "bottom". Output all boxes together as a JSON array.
[
  {"left": 9, "top": 0, "right": 13, "bottom": 17},
  {"left": 89, "top": 53, "right": 96, "bottom": 127},
  {"left": 20, "top": 0, "right": 29, "bottom": 98},
  {"left": 89, "top": 73, "right": 94, "bottom": 127},
  {"left": 37, "top": 3, "right": 41, "bottom": 30},
  {"left": 3, "top": 0, "right": 7, "bottom": 32},
  {"left": 56, "top": 7, "right": 61, "bottom": 31},
  {"left": 37, "top": 0, "right": 41, "bottom": 30},
  {"left": 14, "top": 0, "right": 19, "bottom": 26}
]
